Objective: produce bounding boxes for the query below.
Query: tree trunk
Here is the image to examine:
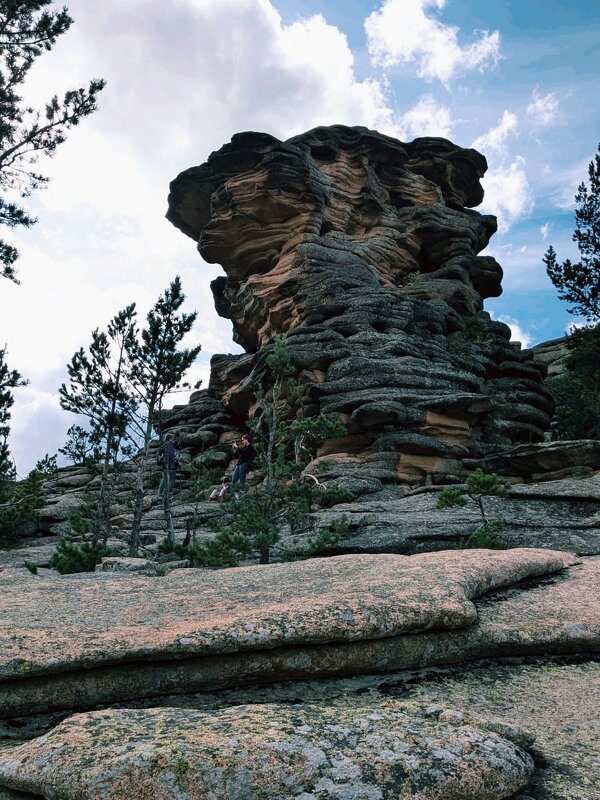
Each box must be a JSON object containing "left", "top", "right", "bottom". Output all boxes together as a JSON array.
[
  {"left": 129, "top": 416, "right": 156, "bottom": 556},
  {"left": 129, "top": 482, "right": 145, "bottom": 557},
  {"left": 164, "top": 493, "right": 175, "bottom": 545}
]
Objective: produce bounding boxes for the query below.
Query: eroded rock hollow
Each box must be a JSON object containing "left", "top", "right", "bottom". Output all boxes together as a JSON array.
[{"left": 167, "top": 125, "right": 553, "bottom": 486}]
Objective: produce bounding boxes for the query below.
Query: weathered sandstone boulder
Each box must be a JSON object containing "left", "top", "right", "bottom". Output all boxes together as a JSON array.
[
  {"left": 531, "top": 335, "right": 569, "bottom": 378},
  {"left": 166, "top": 125, "right": 557, "bottom": 487},
  {"left": 0, "top": 700, "right": 535, "bottom": 800}
]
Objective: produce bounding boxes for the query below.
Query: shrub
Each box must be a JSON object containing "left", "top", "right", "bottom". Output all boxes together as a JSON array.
[
  {"left": 49, "top": 539, "right": 110, "bottom": 574},
  {"left": 436, "top": 469, "right": 509, "bottom": 550}
]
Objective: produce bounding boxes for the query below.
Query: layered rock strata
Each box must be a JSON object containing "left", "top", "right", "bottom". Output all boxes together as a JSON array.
[
  {"left": 167, "top": 125, "right": 555, "bottom": 487},
  {"left": 309, "top": 474, "right": 600, "bottom": 556},
  {"left": 2, "top": 549, "right": 597, "bottom": 718}
]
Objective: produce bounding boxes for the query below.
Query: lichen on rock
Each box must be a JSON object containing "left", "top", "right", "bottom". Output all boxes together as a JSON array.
[{"left": 0, "top": 700, "right": 536, "bottom": 800}]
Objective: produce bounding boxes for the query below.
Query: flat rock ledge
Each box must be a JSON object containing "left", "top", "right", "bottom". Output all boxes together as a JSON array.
[
  {"left": 0, "top": 700, "right": 535, "bottom": 800},
  {"left": 1, "top": 550, "right": 596, "bottom": 718}
]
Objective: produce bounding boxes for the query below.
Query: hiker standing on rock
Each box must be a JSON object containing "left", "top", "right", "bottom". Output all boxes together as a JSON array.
[
  {"left": 157, "top": 433, "right": 179, "bottom": 499},
  {"left": 231, "top": 434, "right": 256, "bottom": 498}
]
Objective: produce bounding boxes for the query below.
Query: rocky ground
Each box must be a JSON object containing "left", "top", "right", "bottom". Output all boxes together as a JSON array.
[
  {"left": 2, "top": 123, "right": 599, "bottom": 798},
  {"left": 0, "top": 549, "right": 598, "bottom": 798}
]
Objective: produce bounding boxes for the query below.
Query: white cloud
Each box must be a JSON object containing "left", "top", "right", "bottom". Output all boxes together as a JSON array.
[
  {"left": 479, "top": 157, "right": 533, "bottom": 232},
  {"left": 2, "top": 0, "right": 406, "bottom": 472},
  {"left": 526, "top": 87, "right": 559, "bottom": 127},
  {"left": 471, "top": 110, "right": 518, "bottom": 157},
  {"left": 494, "top": 315, "right": 532, "bottom": 349},
  {"left": 396, "top": 95, "right": 455, "bottom": 139},
  {"left": 540, "top": 222, "right": 550, "bottom": 239},
  {"left": 365, "top": 0, "right": 501, "bottom": 85}
]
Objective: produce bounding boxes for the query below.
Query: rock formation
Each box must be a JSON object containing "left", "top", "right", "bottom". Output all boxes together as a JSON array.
[
  {"left": 0, "top": 549, "right": 598, "bottom": 798},
  {"left": 1, "top": 126, "right": 599, "bottom": 799},
  {"left": 166, "top": 125, "right": 555, "bottom": 487},
  {"left": 0, "top": 702, "right": 536, "bottom": 800},
  {"left": 0, "top": 548, "right": 591, "bottom": 718}
]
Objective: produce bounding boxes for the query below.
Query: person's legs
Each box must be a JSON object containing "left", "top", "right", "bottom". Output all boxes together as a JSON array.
[
  {"left": 232, "top": 464, "right": 240, "bottom": 485},
  {"left": 167, "top": 469, "right": 176, "bottom": 496},
  {"left": 237, "top": 462, "right": 248, "bottom": 489}
]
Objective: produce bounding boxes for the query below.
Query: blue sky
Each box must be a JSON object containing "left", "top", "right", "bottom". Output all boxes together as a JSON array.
[{"left": 0, "top": 0, "right": 598, "bottom": 473}]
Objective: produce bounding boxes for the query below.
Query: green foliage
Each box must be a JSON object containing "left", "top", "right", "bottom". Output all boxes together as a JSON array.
[
  {"left": 465, "top": 468, "right": 509, "bottom": 498},
  {"left": 314, "top": 484, "right": 355, "bottom": 508},
  {"left": 69, "top": 502, "right": 95, "bottom": 537},
  {"left": 60, "top": 304, "right": 138, "bottom": 544},
  {"left": 59, "top": 305, "right": 138, "bottom": 465},
  {"left": 436, "top": 487, "right": 467, "bottom": 509},
  {"left": 284, "top": 414, "right": 347, "bottom": 465},
  {"left": 49, "top": 538, "right": 110, "bottom": 574},
  {"left": 181, "top": 336, "right": 350, "bottom": 568},
  {"left": 436, "top": 470, "right": 509, "bottom": 550},
  {"left": 283, "top": 514, "right": 351, "bottom": 560},
  {"left": 0, "top": 0, "right": 105, "bottom": 282},
  {"left": 546, "top": 324, "right": 600, "bottom": 439},
  {"left": 127, "top": 277, "right": 201, "bottom": 556},
  {"left": 0, "top": 344, "right": 27, "bottom": 481},
  {"left": 543, "top": 143, "right": 600, "bottom": 323},
  {"left": 23, "top": 560, "right": 38, "bottom": 574},
  {"left": 188, "top": 460, "right": 223, "bottom": 495},
  {"left": 59, "top": 425, "right": 98, "bottom": 465},
  {"left": 457, "top": 524, "right": 505, "bottom": 550},
  {"left": 0, "top": 455, "right": 56, "bottom": 538}
]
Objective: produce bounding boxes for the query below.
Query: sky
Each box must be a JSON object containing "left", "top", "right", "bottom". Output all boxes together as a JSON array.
[{"left": 1, "top": 0, "right": 598, "bottom": 474}]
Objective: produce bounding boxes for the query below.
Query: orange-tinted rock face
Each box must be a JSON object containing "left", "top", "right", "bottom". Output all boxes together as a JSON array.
[{"left": 167, "top": 125, "right": 553, "bottom": 485}]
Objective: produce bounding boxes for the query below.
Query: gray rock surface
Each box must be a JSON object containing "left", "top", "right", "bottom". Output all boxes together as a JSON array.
[
  {"left": 309, "top": 475, "right": 600, "bottom": 556},
  {"left": 2, "top": 549, "right": 596, "bottom": 718},
  {"left": 0, "top": 700, "right": 535, "bottom": 800},
  {"left": 531, "top": 335, "right": 569, "bottom": 378}
]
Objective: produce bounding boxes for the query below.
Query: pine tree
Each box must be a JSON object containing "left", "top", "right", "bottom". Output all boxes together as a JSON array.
[
  {"left": 0, "top": 453, "right": 56, "bottom": 539},
  {"left": 187, "top": 336, "right": 349, "bottom": 568},
  {"left": 543, "top": 143, "right": 600, "bottom": 323},
  {"left": 59, "top": 305, "right": 138, "bottom": 542},
  {"left": 0, "top": 0, "right": 105, "bottom": 282},
  {"left": 58, "top": 424, "right": 97, "bottom": 466},
  {"left": 127, "top": 277, "right": 200, "bottom": 556},
  {"left": 0, "top": 343, "right": 26, "bottom": 484}
]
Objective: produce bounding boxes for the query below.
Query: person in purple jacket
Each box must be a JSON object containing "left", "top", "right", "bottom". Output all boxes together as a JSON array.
[
  {"left": 157, "top": 433, "right": 179, "bottom": 499},
  {"left": 231, "top": 434, "right": 256, "bottom": 497}
]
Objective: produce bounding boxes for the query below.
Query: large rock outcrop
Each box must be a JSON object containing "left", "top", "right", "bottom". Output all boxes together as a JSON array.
[
  {"left": 166, "top": 125, "right": 556, "bottom": 487},
  {"left": 3, "top": 548, "right": 597, "bottom": 718}
]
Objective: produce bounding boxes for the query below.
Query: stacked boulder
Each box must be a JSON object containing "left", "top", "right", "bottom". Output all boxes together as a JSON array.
[{"left": 166, "top": 125, "right": 555, "bottom": 488}]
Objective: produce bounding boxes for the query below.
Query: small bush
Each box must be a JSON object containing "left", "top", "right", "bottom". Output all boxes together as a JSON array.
[
  {"left": 283, "top": 515, "right": 350, "bottom": 560},
  {"left": 457, "top": 525, "right": 506, "bottom": 550},
  {"left": 436, "top": 487, "right": 467, "bottom": 509},
  {"left": 436, "top": 470, "right": 510, "bottom": 549},
  {"left": 465, "top": 468, "right": 509, "bottom": 498},
  {"left": 316, "top": 485, "right": 355, "bottom": 508},
  {"left": 49, "top": 539, "right": 110, "bottom": 574}
]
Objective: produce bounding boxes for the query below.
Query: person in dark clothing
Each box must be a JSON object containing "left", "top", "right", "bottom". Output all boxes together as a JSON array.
[
  {"left": 157, "top": 434, "right": 179, "bottom": 499},
  {"left": 231, "top": 434, "right": 256, "bottom": 495}
]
